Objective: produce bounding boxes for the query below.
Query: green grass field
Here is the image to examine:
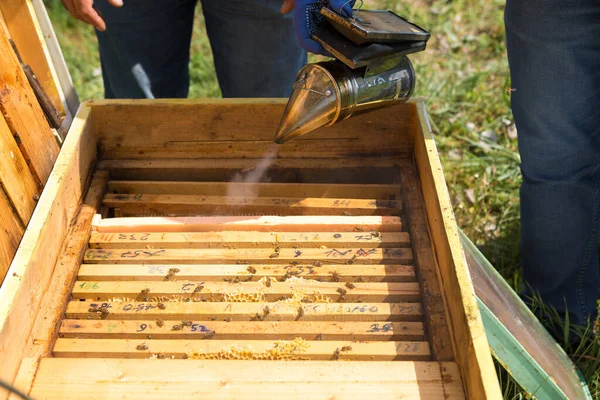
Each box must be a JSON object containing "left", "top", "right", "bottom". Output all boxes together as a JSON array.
[{"left": 43, "top": 0, "right": 599, "bottom": 397}]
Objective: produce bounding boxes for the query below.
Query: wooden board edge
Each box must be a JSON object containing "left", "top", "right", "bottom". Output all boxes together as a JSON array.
[
  {"left": 413, "top": 100, "right": 502, "bottom": 399},
  {"left": 0, "top": 0, "right": 66, "bottom": 115},
  {"left": 13, "top": 170, "right": 109, "bottom": 396},
  {"left": 0, "top": 103, "right": 96, "bottom": 390}
]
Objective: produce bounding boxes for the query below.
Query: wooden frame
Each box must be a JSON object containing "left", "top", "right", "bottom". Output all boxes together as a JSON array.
[{"left": 0, "top": 99, "right": 501, "bottom": 399}]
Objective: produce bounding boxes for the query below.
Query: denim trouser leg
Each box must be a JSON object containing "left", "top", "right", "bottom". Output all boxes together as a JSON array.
[
  {"left": 201, "top": 0, "right": 307, "bottom": 98},
  {"left": 95, "top": 0, "right": 197, "bottom": 98},
  {"left": 94, "top": 0, "right": 306, "bottom": 98},
  {"left": 505, "top": 0, "right": 600, "bottom": 325}
]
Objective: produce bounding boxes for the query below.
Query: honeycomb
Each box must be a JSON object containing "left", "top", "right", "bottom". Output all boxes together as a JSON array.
[{"left": 188, "top": 338, "right": 309, "bottom": 360}]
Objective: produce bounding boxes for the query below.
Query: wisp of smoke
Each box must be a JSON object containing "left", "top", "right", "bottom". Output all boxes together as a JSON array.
[{"left": 226, "top": 144, "right": 279, "bottom": 203}]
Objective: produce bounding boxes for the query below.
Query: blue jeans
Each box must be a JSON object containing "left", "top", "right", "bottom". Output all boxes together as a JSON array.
[
  {"left": 94, "top": 0, "right": 307, "bottom": 98},
  {"left": 505, "top": 0, "right": 600, "bottom": 325}
]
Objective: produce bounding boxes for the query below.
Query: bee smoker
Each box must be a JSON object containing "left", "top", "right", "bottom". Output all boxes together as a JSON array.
[{"left": 274, "top": 7, "right": 430, "bottom": 144}]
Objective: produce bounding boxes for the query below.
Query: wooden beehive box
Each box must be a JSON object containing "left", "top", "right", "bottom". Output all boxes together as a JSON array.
[{"left": 0, "top": 98, "right": 502, "bottom": 399}]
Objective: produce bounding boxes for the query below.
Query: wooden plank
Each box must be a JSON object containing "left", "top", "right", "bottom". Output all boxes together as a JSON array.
[
  {"left": 0, "top": 186, "right": 24, "bottom": 282},
  {"left": 59, "top": 319, "right": 426, "bottom": 341},
  {"left": 413, "top": 101, "right": 501, "bottom": 399},
  {"left": 0, "top": 113, "right": 39, "bottom": 224},
  {"left": 66, "top": 301, "right": 424, "bottom": 322},
  {"left": 91, "top": 99, "right": 416, "bottom": 156},
  {"left": 53, "top": 338, "right": 431, "bottom": 361},
  {"left": 30, "top": 359, "right": 465, "bottom": 400},
  {"left": 107, "top": 181, "right": 401, "bottom": 199},
  {"left": 0, "top": 0, "right": 66, "bottom": 115},
  {"left": 93, "top": 215, "right": 403, "bottom": 233},
  {"left": 89, "top": 231, "right": 411, "bottom": 249},
  {"left": 97, "top": 158, "right": 406, "bottom": 183},
  {"left": 70, "top": 281, "right": 421, "bottom": 302},
  {"left": 0, "top": 22, "right": 59, "bottom": 184},
  {"left": 14, "top": 171, "right": 109, "bottom": 384},
  {"left": 0, "top": 105, "right": 95, "bottom": 387},
  {"left": 400, "top": 166, "right": 454, "bottom": 361},
  {"left": 102, "top": 193, "right": 402, "bottom": 217},
  {"left": 83, "top": 247, "right": 414, "bottom": 265},
  {"left": 100, "top": 140, "right": 410, "bottom": 159},
  {"left": 77, "top": 263, "right": 416, "bottom": 282}
]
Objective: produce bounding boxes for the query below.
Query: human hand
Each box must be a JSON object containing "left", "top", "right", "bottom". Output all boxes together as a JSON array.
[
  {"left": 60, "top": 0, "right": 123, "bottom": 31},
  {"left": 292, "top": 0, "right": 355, "bottom": 55},
  {"left": 280, "top": 0, "right": 294, "bottom": 14}
]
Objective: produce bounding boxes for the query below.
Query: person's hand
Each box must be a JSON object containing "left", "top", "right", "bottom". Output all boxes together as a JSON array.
[
  {"left": 60, "top": 0, "right": 123, "bottom": 31},
  {"left": 280, "top": 0, "right": 294, "bottom": 14},
  {"left": 290, "top": 0, "right": 355, "bottom": 55}
]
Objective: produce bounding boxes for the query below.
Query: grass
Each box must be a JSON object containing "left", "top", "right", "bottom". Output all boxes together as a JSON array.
[{"left": 43, "top": 0, "right": 599, "bottom": 397}]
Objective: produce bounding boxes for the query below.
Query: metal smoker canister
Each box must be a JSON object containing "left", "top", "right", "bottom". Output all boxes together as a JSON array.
[{"left": 274, "top": 56, "right": 415, "bottom": 144}]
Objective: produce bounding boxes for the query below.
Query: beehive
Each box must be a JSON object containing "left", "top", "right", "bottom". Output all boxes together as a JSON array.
[{"left": 0, "top": 99, "right": 502, "bottom": 399}]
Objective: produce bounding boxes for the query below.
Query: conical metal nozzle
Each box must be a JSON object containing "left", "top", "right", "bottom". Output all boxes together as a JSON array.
[
  {"left": 274, "top": 64, "right": 341, "bottom": 144},
  {"left": 275, "top": 57, "right": 416, "bottom": 144}
]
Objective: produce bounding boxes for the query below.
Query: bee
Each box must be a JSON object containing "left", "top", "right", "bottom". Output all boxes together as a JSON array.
[
  {"left": 172, "top": 324, "right": 182, "bottom": 331},
  {"left": 193, "top": 285, "right": 204, "bottom": 293},
  {"left": 330, "top": 271, "right": 341, "bottom": 282},
  {"left": 100, "top": 309, "right": 110, "bottom": 319},
  {"left": 157, "top": 303, "right": 166, "bottom": 310},
  {"left": 316, "top": 334, "right": 323, "bottom": 341},
  {"left": 336, "top": 287, "right": 347, "bottom": 296},
  {"left": 333, "top": 348, "right": 341, "bottom": 360},
  {"left": 505, "top": 87, "right": 517, "bottom": 95},
  {"left": 204, "top": 330, "right": 216, "bottom": 339},
  {"left": 247, "top": 266, "right": 257, "bottom": 274},
  {"left": 263, "top": 306, "right": 270, "bottom": 316},
  {"left": 345, "top": 282, "right": 356, "bottom": 290},
  {"left": 141, "top": 288, "right": 150, "bottom": 294},
  {"left": 269, "top": 252, "right": 279, "bottom": 259},
  {"left": 156, "top": 320, "right": 164, "bottom": 327},
  {"left": 251, "top": 312, "right": 264, "bottom": 321},
  {"left": 370, "top": 230, "right": 381, "bottom": 238},
  {"left": 165, "top": 268, "right": 180, "bottom": 280},
  {"left": 136, "top": 344, "right": 149, "bottom": 351},
  {"left": 341, "top": 346, "right": 352, "bottom": 352},
  {"left": 181, "top": 320, "right": 192, "bottom": 327},
  {"left": 345, "top": 255, "right": 357, "bottom": 265},
  {"left": 264, "top": 277, "right": 272, "bottom": 287},
  {"left": 157, "top": 353, "right": 166, "bottom": 359},
  {"left": 297, "top": 306, "right": 305, "bottom": 318}
]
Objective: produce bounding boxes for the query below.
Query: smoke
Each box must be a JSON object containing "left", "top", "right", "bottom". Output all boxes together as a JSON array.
[{"left": 226, "top": 144, "right": 279, "bottom": 203}]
